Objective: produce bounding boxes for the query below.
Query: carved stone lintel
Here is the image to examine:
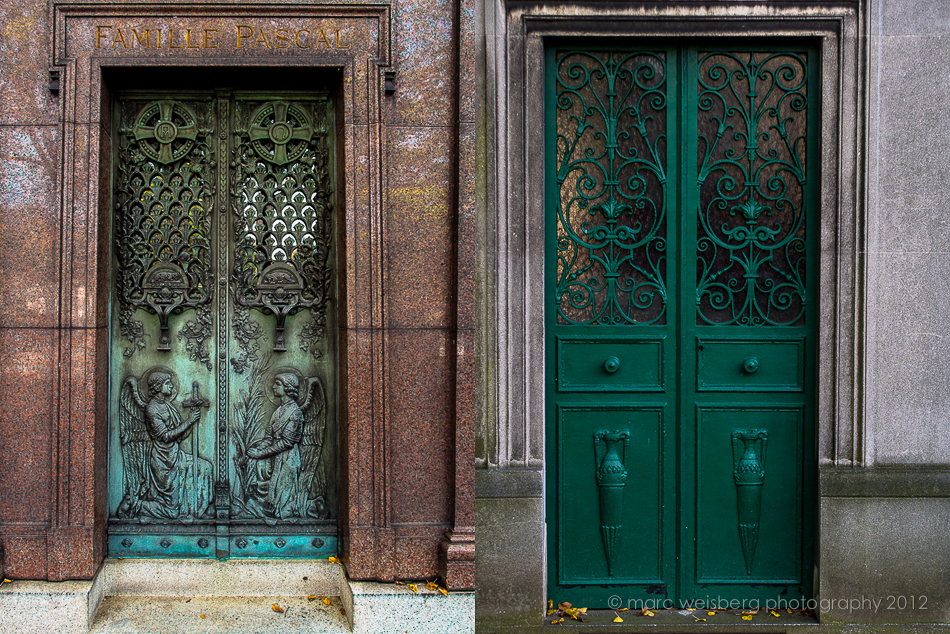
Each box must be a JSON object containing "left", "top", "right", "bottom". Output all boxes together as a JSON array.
[{"left": 438, "top": 527, "right": 475, "bottom": 591}]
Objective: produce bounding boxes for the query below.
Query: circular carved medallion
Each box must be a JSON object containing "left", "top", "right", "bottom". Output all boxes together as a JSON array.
[
  {"left": 132, "top": 100, "right": 200, "bottom": 164},
  {"left": 248, "top": 101, "right": 314, "bottom": 165}
]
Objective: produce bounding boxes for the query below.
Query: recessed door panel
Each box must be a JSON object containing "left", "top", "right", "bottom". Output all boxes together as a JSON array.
[
  {"left": 697, "top": 337, "right": 804, "bottom": 391},
  {"left": 557, "top": 336, "right": 665, "bottom": 392},
  {"left": 694, "top": 405, "right": 803, "bottom": 585},
  {"left": 556, "top": 403, "right": 666, "bottom": 584}
]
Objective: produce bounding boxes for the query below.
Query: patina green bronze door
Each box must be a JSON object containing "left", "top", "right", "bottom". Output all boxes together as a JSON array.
[
  {"left": 108, "top": 91, "right": 337, "bottom": 558},
  {"left": 546, "top": 46, "right": 817, "bottom": 607}
]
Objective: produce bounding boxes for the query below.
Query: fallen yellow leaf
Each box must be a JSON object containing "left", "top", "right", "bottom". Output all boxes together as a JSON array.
[
  {"left": 771, "top": 610, "right": 780, "bottom": 617},
  {"left": 200, "top": 615, "right": 206, "bottom": 619},
  {"left": 426, "top": 581, "right": 439, "bottom": 591},
  {"left": 408, "top": 584, "right": 418, "bottom": 593},
  {"left": 613, "top": 615, "right": 623, "bottom": 623},
  {"left": 546, "top": 609, "right": 556, "bottom": 616},
  {"left": 328, "top": 556, "right": 340, "bottom": 564},
  {"left": 694, "top": 618, "right": 707, "bottom": 622},
  {"left": 272, "top": 604, "right": 284, "bottom": 613},
  {"left": 307, "top": 595, "right": 317, "bottom": 601},
  {"left": 322, "top": 597, "right": 331, "bottom": 606},
  {"left": 742, "top": 610, "right": 757, "bottom": 615},
  {"left": 551, "top": 618, "right": 564, "bottom": 624},
  {"left": 707, "top": 611, "right": 717, "bottom": 615},
  {"left": 641, "top": 609, "right": 655, "bottom": 617},
  {"left": 618, "top": 607, "right": 629, "bottom": 611},
  {"left": 439, "top": 587, "right": 448, "bottom": 596},
  {"left": 2, "top": 579, "right": 11, "bottom": 583},
  {"left": 548, "top": 599, "right": 553, "bottom": 610},
  {"left": 742, "top": 615, "right": 753, "bottom": 621}
]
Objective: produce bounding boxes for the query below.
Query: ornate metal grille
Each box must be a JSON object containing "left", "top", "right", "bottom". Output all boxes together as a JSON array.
[
  {"left": 232, "top": 100, "right": 333, "bottom": 353},
  {"left": 554, "top": 51, "right": 668, "bottom": 325},
  {"left": 114, "top": 99, "right": 214, "bottom": 355},
  {"left": 696, "top": 52, "right": 809, "bottom": 326}
]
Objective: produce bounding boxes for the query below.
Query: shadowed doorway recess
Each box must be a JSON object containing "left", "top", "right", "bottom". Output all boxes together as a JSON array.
[{"left": 108, "top": 90, "right": 338, "bottom": 559}]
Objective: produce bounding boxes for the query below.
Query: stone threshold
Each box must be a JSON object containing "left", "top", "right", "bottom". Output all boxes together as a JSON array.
[
  {"left": 0, "top": 559, "right": 474, "bottom": 634},
  {"left": 478, "top": 613, "right": 950, "bottom": 634}
]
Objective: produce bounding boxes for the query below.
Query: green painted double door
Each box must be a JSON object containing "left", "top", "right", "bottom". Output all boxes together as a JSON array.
[
  {"left": 546, "top": 45, "right": 817, "bottom": 607},
  {"left": 107, "top": 91, "right": 338, "bottom": 559}
]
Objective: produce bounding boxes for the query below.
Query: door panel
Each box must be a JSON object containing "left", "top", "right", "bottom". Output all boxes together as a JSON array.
[
  {"left": 696, "top": 336, "right": 805, "bottom": 391},
  {"left": 546, "top": 44, "right": 816, "bottom": 606},
  {"left": 556, "top": 403, "right": 669, "bottom": 585},
  {"left": 693, "top": 405, "right": 803, "bottom": 584},
  {"left": 556, "top": 335, "right": 665, "bottom": 392},
  {"left": 108, "top": 91, "right": 337, "bottom": 559}
]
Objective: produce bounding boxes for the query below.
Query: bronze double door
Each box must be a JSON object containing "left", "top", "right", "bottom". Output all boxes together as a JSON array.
[{"left": 107, "top": 91, "right": 338, "bottom": 558}]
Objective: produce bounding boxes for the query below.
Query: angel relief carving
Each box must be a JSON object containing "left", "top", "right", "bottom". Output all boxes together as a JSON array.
[
  {"left": 116, "top": 368, "right": 214, "bottom": 521},
  {"left": 233, "top": 368, "right": 328, "bottom": 525}
]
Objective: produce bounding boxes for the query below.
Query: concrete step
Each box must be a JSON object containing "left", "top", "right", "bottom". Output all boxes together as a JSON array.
[
  {"left": 91, "top": 559, "right": 350, "bottom": 633},
  {"left": 101, "top": 559, "right": 344, "bottom": 597},
  {"left": 90, "top": 595, "right": 350, "bottom": 634},
  {"left": 0, "top": 559, "right": 475, "bottom": 634}
]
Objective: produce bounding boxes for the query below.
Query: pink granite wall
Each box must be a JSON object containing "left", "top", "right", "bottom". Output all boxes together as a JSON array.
[{"left": 0, "top": 0, "right": 474, "bottom": 588}]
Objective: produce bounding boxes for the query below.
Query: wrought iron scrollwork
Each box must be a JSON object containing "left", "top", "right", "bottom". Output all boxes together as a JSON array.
[
  {"left": 231, "top": 100, "right": 333, "bottom": 353},
  {"left": 696, "top": 52, "right": 809, "bottom": 326},
  {"left": 554, "top": 51, "right": 668, "bottom": 325},
  {"left": 115, "top": 99, "right": 214, "bottom": 356}
]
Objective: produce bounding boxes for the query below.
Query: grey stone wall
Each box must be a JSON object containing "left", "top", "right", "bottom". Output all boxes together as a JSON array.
[
  {"left": 810, "top": 0, "right": 950, "bottom": 624},
  {"left": 866, "top": 0, "right": 950, "bottom": 466},
  {"left": 473, "top": 0, "right": 950, "bottom": 627}
]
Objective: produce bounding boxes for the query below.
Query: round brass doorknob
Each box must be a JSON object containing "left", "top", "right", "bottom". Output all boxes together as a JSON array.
[
  {"left": 604, "top": 357, "right": 621, "bottom": 374},
  {"left": 742, "top": 357, "right": 759, "bottom": 374}
]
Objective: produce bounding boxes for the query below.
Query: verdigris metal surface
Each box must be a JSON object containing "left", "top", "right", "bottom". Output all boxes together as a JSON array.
[{"left": 109, "top": 91, "right": 338, "bottom": 558}]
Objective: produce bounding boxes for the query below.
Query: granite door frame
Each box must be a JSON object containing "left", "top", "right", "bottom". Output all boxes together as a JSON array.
[
  {"left": 477, "top": 0, "right": 869, "bottom": 619},
  {"left": 38, "top": 1, "right": 440, "bottom": 582}
]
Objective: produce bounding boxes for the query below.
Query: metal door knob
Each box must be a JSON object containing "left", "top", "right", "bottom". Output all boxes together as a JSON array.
[
  {"left": 604, "top": 357, "right": 621, "bottom": 373},
  {"left": 742, "top": 357, "right": 759, "bottom": 374}
]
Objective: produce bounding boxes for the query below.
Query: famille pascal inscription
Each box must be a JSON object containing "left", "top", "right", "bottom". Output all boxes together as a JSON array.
[{"left": 95, "top": 24, "right": 350, "bottom": 50}]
